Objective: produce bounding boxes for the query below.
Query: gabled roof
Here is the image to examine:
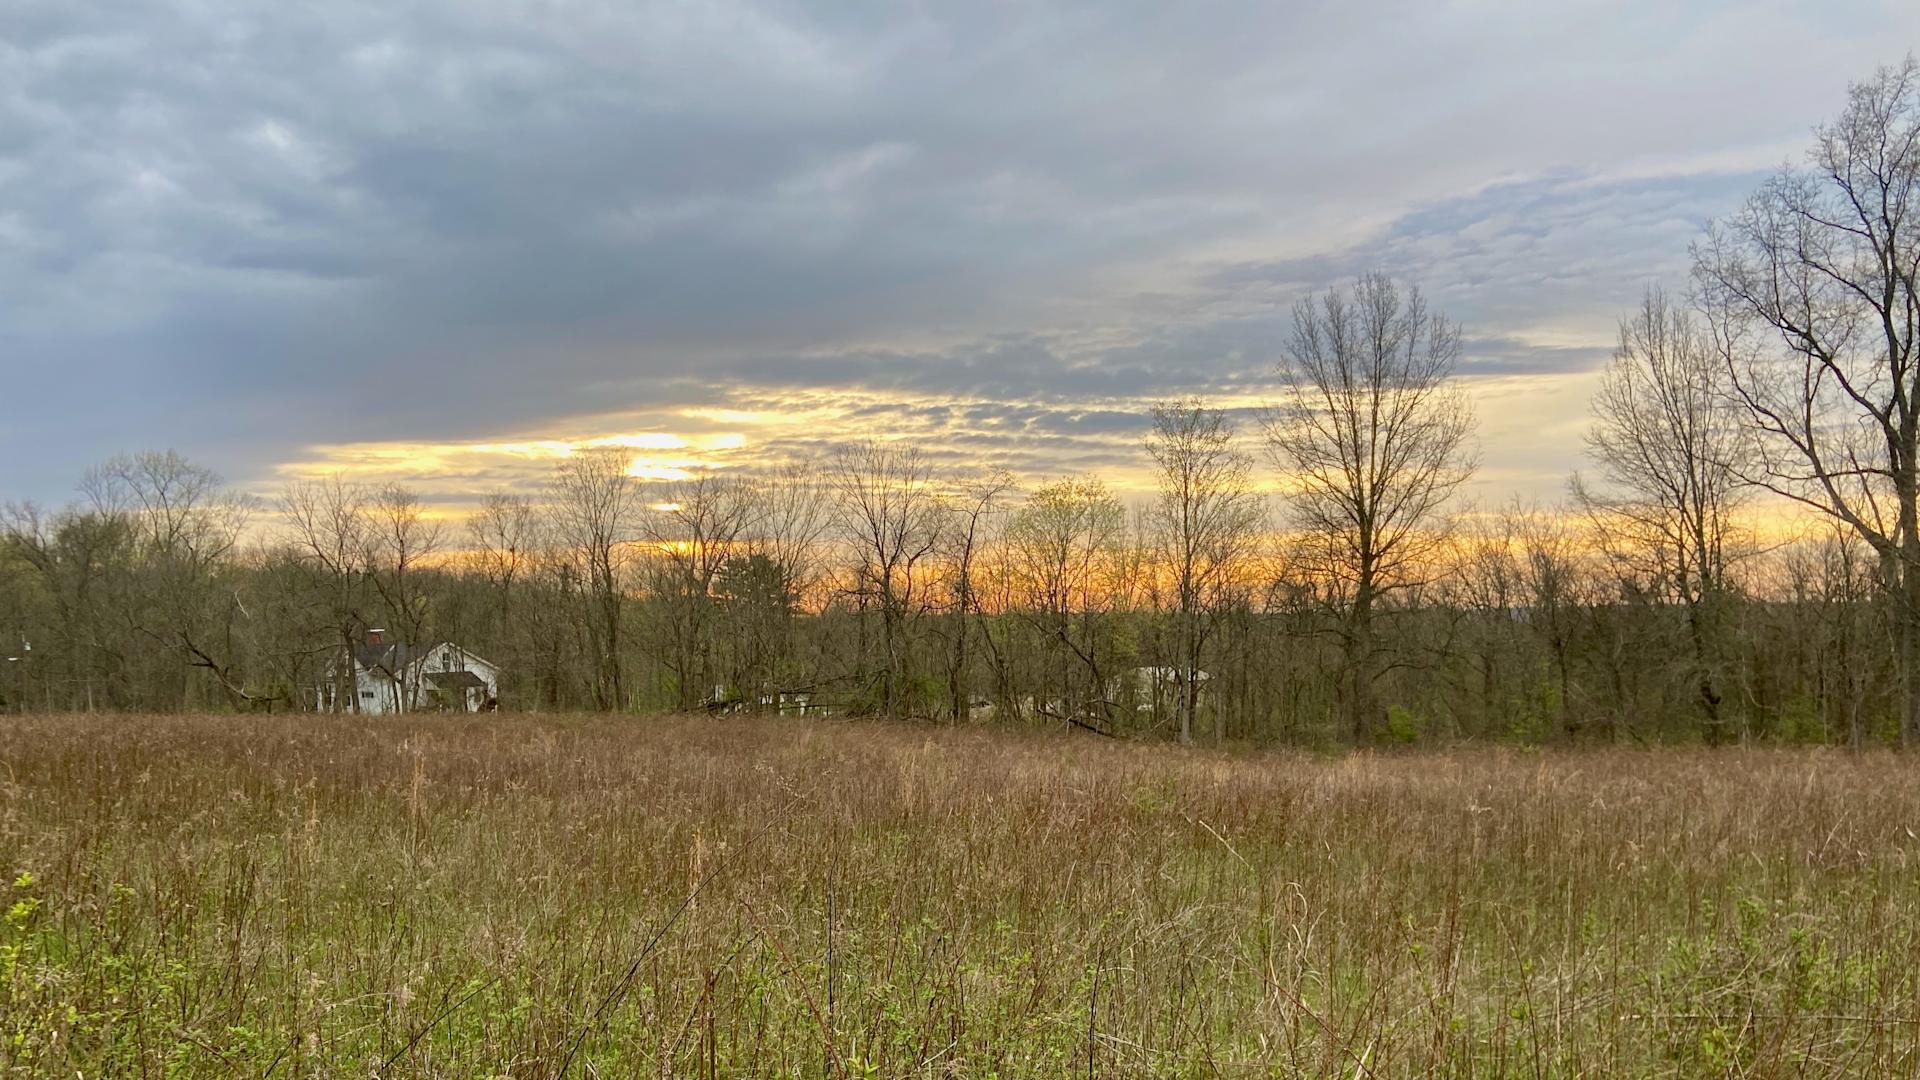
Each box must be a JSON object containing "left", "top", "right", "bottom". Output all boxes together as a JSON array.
[
  {"left": 352, "top": 640, "right": 437, "bottom": 674},
  {"left": 346, "top": 640, "right": 499, "bottom": 677}
]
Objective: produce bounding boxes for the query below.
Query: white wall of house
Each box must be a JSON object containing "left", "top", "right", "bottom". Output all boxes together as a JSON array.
[
  {"left": 412, "top": 642, "right": 500, "bottom": 713},
  {"left": 316, "top": 643, "right": 500, "bottom": 715}
]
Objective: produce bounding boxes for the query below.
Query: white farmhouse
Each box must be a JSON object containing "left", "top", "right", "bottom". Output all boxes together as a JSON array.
[
  {"left": 1117, "top": 666, "right": 1211, "bottom": 714},
  {"left": 316, "top": 629, "right": 501, "bottom": 715}
]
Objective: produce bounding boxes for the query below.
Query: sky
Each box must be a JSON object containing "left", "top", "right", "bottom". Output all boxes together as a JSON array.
[{"left": 4, "top": 0, "right": 1918, "bottom": 512}]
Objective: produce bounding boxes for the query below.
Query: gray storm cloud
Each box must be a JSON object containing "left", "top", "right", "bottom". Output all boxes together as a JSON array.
[{"left": 3, "top": 0, "right": 1917, "bottom": 502}]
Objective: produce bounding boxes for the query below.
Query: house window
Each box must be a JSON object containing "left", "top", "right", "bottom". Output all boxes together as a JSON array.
[{"left": 360, "top": 690, "right": 375, "bottom": 701}]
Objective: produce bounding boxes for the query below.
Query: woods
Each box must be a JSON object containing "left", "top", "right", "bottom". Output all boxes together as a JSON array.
[{"left": 0, "top": 416, "right": 1913, "bottom": 745}]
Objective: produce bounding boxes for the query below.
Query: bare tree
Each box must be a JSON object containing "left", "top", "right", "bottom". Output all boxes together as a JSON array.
[
  {"left": 91, "top": 451, "right": 256, "bottom": 706},
  {"left": 1511, "top": 502, "right": 1591, "bottom": 737},
  {"left": 95, "top": 451, "right": 249, "bottom": 564},
  {"left": 724, "top": 461, "right": 834, "bottom": 707},
  {"left": 642, "top": 474, "right": 758, "bottom": 709},
  {"left": 1006, "top": 476, "right": 1127, "bottom": 729},
  {"left": 365, "top": 484, "right": 444, "bottom": 711},
  {"left": 1575, "top": 287, "right": 1753, "bottom": 741},
  {"left": 1449, "top": 507, "right": 1524, "bottom": 734},
  {"left": 552, "top": 448, "right": 640, "bottom": 711},
  {"left": 829, "top": 442, "right": 942, "bottom": 717},
  {"left": 1262, "top": 273, "right": 1476, "bottom": 741},
  {"left": 936, "top": 469, "right": 1016, "bottom": 723},
  {"left": 468, "top": 493, "right": 541, "bottom": 600},
  {"left": 466, "top": 492, "right": 545, "bottom": 706},
  {"left": 754, "top": 460, "right": 834, "bottom": 603},
  {"left": 281, "top": 476, "right": 370, "bottom": 712},
  {"left": 1146, "top": 399, "right": 1264, "bottom": 743},
  {"left": 1, "top": 500, "right": 133, "bottom": 710},
  {"left": 1778, "top": 524, "right": 1885, "bottom": 746},
  {"left": 1694, "top": 56, "right": 1920, "bottom": 744}
]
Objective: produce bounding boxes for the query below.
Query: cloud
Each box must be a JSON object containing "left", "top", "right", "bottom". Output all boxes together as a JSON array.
[{"left": 4, "top": 0, "right": 1918, "bottom": 507}]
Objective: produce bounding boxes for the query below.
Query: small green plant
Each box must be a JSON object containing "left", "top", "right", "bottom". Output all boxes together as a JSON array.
[{"left": 1385, "top": 703, "right": 1427, "bottom": 744}]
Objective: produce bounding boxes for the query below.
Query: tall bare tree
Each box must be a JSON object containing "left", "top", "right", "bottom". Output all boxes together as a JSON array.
[
  {"left": 466, "top": 492, "right": 546, "bottom": 705},
  {"left": 365, "top": 484, "right": 444, "bottom": 710},
  {"left": 1, "top": 501, "right": 133, "bottom": 710},
  {"left": 1006, "top": 476, "right": 1127, "bottom": 729},
  {"left": 729, "top": 460, "right": 834, "bottom": 706},
  {"left": 468, "top": 493, "right": 540, "bottom": 606},
  {"left": 91, "top": 451, "right": 255, "bottom": 705},
  {"left": 1575, "top": 287, "right": 1753, "bottom": 741},
  {"left": 552, "top": 448, "right": 639, "bottom": 711},
  {"left": 1511, "top": 502, "right": 1590, "bottom": 737},
  {"left": 1262, "top": 273, "right": 1476, "bottom": 741},
  {"left": 1694, "top": 56, "right": 1920, "bottom": 744},
  {"left": 937, "top": 469, "right": 1015, "bottom": 724},
  {"left": 643, "top": 474, "right": 758, "bottom": 709},
  {"left": 1146, "top": 399, "right": 1264, "bottom": 743},
  {"left": 829, "top": 442, "right": 942, "bottom": 717},
  {"left": 281, "top": 476, "right": 370, "bottom": 712},
  {"left": 754, "top": 461, "right": 834, "bottom": 603}
]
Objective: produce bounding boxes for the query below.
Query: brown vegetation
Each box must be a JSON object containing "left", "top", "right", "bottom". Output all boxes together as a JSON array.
[{"left": 4, "top": 712, "right": 1919, "bottom": 1076}]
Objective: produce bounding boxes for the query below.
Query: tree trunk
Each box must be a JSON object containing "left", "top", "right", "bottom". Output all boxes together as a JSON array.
[
  {"left": 1177, "top": 594, "right": 1195, "bottom": 745},
  {"left": 1347, "top": 587, "right": 1375, "bottom": 744},
  {"left": 339, "top": 624, "right": 358, "bottom": 714},
  {"left": 1686, "top": 595, "right": 1725, "bottom": 745},
  {"left": 950, "top": 593, "right": 970, "bottom": 725},
  {"left": 1903, "top": 553, "right": 1920, "bottom": 749}
]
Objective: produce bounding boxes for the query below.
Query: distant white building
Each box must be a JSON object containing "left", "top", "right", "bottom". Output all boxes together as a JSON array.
[
  {"left": 1117, "top": 666, "right": 1211, "bottom": 713},
  {"left": 317, "top": 629, "right": 500, "bottom": 715}
]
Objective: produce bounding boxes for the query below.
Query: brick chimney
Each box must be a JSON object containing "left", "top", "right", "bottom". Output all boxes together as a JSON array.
[{"left": 366, "top": 627, "right": 386, "bottom": 647}]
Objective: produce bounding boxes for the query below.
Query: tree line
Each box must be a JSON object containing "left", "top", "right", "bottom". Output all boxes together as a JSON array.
[{"left": 5, "top": 58, "right": 1919, "bottom": 747}]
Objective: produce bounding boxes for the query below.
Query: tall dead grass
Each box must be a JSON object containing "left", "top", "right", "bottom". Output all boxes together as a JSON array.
[{"left": 2, "top": 713, "right": 1918, "bottom": 1076}]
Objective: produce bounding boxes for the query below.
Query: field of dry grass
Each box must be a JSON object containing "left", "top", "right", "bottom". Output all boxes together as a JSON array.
[{"left": 3, "top": 713, "right": 1919, "bottom": 1077}]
